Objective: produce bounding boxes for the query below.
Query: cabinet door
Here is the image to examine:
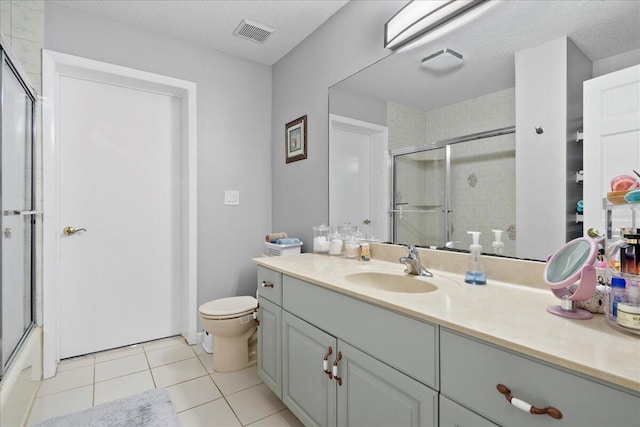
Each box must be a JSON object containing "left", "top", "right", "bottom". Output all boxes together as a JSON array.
[
  {"left": 440, "top": 396, "right": 498, "bottom": 427},
  {"left": 257, "top": 297, "right": 281, "bottom": 398},
  {"left": 336, "top": 340, "right": 438, "bottom": 427},
  {"left": 282, "top": 311, "right": 337, "bottom": 427}
]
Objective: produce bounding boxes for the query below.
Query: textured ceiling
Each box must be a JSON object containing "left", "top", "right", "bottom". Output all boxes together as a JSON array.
[
  {"left": 52, "top": 0, "right": 350, "bottom": 66},
  {"left": 335, "top": 0, "right": 640, "bottom": 112}
]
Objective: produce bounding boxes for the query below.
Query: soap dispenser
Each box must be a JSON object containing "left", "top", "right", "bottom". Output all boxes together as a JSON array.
[
  {"left": 491, "top": 229, "right": 505, "bottom": 255},
  {"left": 465, "top": 231, "right": 486, "bottom": 285}
]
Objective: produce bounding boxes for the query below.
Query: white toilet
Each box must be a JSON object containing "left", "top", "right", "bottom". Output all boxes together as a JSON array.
[{"left": 198, "top": 296, "right": 258, "bottom": 372}]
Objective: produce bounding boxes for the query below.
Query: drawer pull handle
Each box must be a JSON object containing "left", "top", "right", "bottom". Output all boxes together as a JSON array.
[
  {"left": 496, "top": 384, "right": 562, "bottom": 420},
  {"left": 323, "top": 346, "right": 333, "bottom": 379},
  {"left": 332, "top": 351, "right": 343, "bottom": 386},
  {"left": 261, "top": 281, "right": 274, "bottom": 288}
]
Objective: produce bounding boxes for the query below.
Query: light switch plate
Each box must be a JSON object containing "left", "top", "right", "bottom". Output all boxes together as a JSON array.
[{"left": 224, "top": 190, "right": 240, "bottom": 205}]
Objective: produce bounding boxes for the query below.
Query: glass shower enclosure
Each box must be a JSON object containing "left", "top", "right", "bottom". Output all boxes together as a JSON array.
[
  {"left": 390, "top": 127, "right": 516, "bottom": 255},
  {"left": 0, "top": 42, "right": 36, "bottom": 380}
]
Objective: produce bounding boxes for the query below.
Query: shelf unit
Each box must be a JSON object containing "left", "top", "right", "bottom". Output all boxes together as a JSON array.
[{"left": 603, "top": 200, "right": 640, "bottom": 336}]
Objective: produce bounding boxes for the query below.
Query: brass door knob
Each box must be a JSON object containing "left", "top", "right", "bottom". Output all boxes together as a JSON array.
[{"left": 63, "top": 226, "right": 87, "bottom": 236}]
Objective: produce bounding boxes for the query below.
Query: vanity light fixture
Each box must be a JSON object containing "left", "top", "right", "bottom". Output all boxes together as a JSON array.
[{"left": 385, "top": 0, "right": 487, "bottom": 51}]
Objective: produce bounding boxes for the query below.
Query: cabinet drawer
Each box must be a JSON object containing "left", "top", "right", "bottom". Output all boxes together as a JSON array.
[
  {"left": 283, "top": 275, "right": 438, "bottom": 389},
  {"left": 440, "top": 396, "right": 498, "bottom": 427},
  {"left": 440, "top": 329, "right": 640, "bottom": 427},
  {"left": 257, "top": 266, "right": 282, "bottom": 305}
]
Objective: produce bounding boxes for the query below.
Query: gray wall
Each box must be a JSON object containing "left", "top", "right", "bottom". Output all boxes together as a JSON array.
[
  {"left": 271, "top": 1, "right": 406, "bottom": 248},
  {"left": 593, "top": 48, "right": 640, "bottom": 78},
  {"left": 44, "top": 3, "right": 272, "bottom": 305},
  {"left": 329, "top": 86, "right": 387, "bottom": 126}
]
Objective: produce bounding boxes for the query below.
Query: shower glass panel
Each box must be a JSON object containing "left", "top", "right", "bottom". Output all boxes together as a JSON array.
[
  {"left": 392, "top": 147, "right": 447, "bottom": 247},
  {"left": 1, "top": 48, "right": 36, "bottom": 379},
  {"left": 390, "top": 127, "right": 515, "bottom": 254},
  {"left": 449, "top": 134, "right": 516, "bottom": 254}
]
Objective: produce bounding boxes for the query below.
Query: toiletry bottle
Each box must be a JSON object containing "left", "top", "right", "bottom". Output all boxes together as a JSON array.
[
  {"left": 627, "top": 280, "right": 639, "bottom": 305},
  {"left": 465, "top": 231, "right": 486, "bottom": 285},
  {"left": 491, "top": 229, "right": 505, "bottom": 255},
  {"left": 609, "top": 277, "right": 628, "bottom": 319}
]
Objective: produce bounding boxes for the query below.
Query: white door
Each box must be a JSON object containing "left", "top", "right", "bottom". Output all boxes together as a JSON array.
[
  {"left": 43, "top": 51, "right": 198, "bottom": 366},
  {"left": 584, "top": 65, "right": 640, "bottom": 236},
  {"left": 329, "top": 115, "right": 389, "bottom": 241},
  {"left": 58, "top": 76, "right": 181, "bottom": 358},
  {"left": 330, "top": 128, "right": 371, "bottom": 228}
]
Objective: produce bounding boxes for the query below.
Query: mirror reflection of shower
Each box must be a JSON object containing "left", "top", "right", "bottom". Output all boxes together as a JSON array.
[{"left": 391, "top": 127, "right": 516, "bottom": 256}]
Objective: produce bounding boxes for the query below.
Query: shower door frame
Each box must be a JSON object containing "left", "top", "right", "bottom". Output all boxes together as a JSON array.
[
  {"left": 0, "top": 40, "right": 38, "bottom": 380},
  {"left": 389, "top": 126, "right": 516, "bottom": 246}
]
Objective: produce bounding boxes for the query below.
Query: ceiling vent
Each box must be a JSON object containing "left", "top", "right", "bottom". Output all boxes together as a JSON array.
[{"left": 233, "top": 19, "right": 274, "bottom": 43}]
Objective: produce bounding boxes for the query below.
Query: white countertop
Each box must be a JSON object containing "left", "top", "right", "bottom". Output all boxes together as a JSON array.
[{"left": 254, "top": 253, "right": 640, "bottom": 393}]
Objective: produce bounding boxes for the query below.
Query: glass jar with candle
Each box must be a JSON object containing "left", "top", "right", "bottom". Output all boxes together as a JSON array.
[
  {"left": 312, "top": 224, "right": 330, "bottom": 254},
  {"left": 328, "top": 228, "right": 344, "bottom": 256}
]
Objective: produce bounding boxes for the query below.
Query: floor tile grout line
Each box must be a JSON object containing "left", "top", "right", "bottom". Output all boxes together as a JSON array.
[
  {"left": 174, "top": 394, "right": 226, "bottom": 414},
  {"left": 245, "top": 407, "right": 291, "bottom": 426},
  {"left": 95, "top": 366, "right": 150, "bottom": 384},
  {"left": 220, "top": 390, "right": 245, "bottom": 426},
  {"left": 218, "top": 383, "right": 280, "bottom": 427},
  {"left": 173, "top": 394, "right": 225, "bottom": 415},
  {"left": 92, "top": 358, "right": 96, "bottom": 407},
  {"left": 189, "top": 354, "right": 245, "bottom": 424},
  {"left": 142, "top": 344, "right": 159, "bottom": 389},
  {"left": 48, "top": 350, "right": 195, "bottom": 390},
  {"left": 36, "top": 381, "right": 95, "bottom": 399},
  {"left": 147, "top": 353, "right": 198, "bottom": 370}
]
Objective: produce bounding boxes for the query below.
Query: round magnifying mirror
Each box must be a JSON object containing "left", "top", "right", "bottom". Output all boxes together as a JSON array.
[{"left": 543, "top": 237, "right": 597, "bottom": 320}]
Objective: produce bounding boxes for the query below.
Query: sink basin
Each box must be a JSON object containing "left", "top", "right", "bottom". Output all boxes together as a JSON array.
[{"left": 344, "top": 272, "right": 438, "bottom": 294}]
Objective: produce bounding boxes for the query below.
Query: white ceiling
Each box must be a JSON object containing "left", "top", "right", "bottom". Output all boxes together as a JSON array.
[
  {"left": 335, "top": 0, "right": 640, "bottom": 112},
  {"left": 52, "top": 0, "right": 350, "bottom": 66}
]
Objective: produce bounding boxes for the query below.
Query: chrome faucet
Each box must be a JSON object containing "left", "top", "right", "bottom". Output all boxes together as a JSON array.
[{"left": 399, "top": 246, "right": 433, "bottom": 277}]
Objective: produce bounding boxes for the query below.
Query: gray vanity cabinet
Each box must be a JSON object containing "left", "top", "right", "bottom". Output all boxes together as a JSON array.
[
  {"left": 257, "top": 296, "right": 282, "bottom": 398},
  {"left": 256, "top": 266, "right": 283, "bottom": 398},
  {"left": 258, "top": 265, "right": 640, "bottom": 427},
  {"left": 280, "top": 274, "right": 438, "bottom": 427},
  {"left": 282, "top": 310, "right": 438, "bottom": 427}
]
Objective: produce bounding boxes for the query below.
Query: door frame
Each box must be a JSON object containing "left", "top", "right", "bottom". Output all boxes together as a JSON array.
[
  {"left": 329, "top": 114, "right": 389, "bottom": 241},
  {"left": 42, "top": 50, "right": 198, "bottom": 378}
]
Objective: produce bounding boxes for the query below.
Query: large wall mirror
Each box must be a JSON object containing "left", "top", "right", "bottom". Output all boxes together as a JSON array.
[{"left": 329, "top": 0, "right": 640, "bottom": 261}]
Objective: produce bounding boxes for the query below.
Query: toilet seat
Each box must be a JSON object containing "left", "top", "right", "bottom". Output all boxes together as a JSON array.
[{"left": 199, "top": 296, "right": 257, "bottom": 320}]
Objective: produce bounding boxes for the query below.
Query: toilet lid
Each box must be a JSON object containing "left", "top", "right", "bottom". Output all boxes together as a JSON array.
[{"left": 199, "top": 296, "right": 257, "bottom": 317}]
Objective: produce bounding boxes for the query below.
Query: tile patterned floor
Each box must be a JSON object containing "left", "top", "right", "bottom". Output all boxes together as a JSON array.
[{"left": 26, "top": 336, "right": 302, "bottom": 427}]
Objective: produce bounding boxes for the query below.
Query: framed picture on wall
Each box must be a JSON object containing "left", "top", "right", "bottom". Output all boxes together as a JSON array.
[{"left": 285, "top": 115, "right": 307, "bottom": 163}]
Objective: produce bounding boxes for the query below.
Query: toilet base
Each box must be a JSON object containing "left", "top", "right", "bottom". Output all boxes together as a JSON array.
[{"left": 211, "top": 327, "right": 257, "bottom": 372}]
